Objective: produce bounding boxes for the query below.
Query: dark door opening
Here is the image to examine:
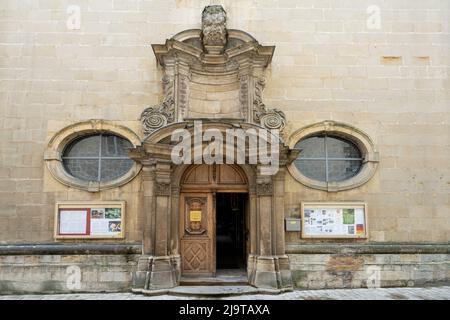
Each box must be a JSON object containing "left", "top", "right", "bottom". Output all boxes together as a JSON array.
[{"left": 216, "top": 193, "right": 247, "bottom": 270}]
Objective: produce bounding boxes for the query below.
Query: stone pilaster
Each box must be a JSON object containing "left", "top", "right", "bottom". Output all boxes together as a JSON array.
[
  {"left": 131, "top": 157, "right": 180, "bottom": 292},
  {"left": 248, "top": 165, "right": 293, "bottom": 291}
]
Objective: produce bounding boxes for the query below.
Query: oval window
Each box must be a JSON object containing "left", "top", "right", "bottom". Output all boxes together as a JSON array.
[
  {"left": 62, "top": 134, "right": 133, "bottom": 182},
  {"left": 294, "top": 134, "right": 363, "bottom": 182}
]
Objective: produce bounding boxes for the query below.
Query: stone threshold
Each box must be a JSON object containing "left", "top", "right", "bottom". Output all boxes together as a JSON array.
[
  {"left": 132, "top": 286, "right": 293, "bottom": 297},
  {"left": 180, "top": 269, "right": 248, "bottom": 286}
]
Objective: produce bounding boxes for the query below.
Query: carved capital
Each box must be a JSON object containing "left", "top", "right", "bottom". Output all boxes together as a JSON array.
[
  {"left": 256, "top": 180, "right": 273, "bottom": 196},
  {"left": 155, "top": 182, "right": 171, "bottom": 196}
]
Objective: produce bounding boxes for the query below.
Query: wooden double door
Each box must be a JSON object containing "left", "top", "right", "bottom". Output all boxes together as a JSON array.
[{"left": 179, "top": 164, "right": 248, "bottom": 276}]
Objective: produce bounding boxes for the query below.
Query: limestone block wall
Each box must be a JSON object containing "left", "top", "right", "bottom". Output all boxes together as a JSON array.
[
  {"left": 288, "top": 244, "right": 450, "bottom": 289},
  {"left": 290, "top": 253, "right": 450, "bottom": 289},
  {"left": 0, "top": 254, "right": 140, "bottom": 294},
  {"left": 0, "top": 0, "right": 449, "bottom": 244}
]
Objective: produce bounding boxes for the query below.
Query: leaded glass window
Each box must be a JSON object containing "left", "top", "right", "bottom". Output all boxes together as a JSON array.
[
  {"left": 294, "top": 134, "right": 363, "bottom": 182},
  {"left": 62, "top": 134, "right": 133, "bottom": 182}
]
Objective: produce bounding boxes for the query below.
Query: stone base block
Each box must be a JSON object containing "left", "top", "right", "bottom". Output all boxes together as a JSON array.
[
  {"left": 248, "top": 254, "right": 293, "bottom": 291},
  {"left": 132, "top": 255, "right": 180, "bottom": 291}
]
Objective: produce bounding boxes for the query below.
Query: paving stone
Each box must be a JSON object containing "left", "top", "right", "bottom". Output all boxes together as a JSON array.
[{"left": 0, "top": 286, "right": 449, "bottom": 300}]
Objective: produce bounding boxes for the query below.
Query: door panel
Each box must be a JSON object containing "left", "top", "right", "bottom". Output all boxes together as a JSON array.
[{"left": 180, "top": 193, "right": 215, "bottom": 275}]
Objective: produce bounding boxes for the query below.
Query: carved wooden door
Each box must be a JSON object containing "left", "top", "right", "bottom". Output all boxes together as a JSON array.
[
  {"left": 179, "top": 164, "right": 248, "bottom": 277},
  {"left": 179, "top": 192, "right": 215, "bottom": 276}
]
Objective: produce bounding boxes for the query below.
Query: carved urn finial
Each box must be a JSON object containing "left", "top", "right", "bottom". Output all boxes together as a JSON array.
[{"left": 201, "top": 5, "right": 227, "bottom": 55}]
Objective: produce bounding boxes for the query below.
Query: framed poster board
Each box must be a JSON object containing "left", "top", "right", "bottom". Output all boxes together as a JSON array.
[
  {"left": 54, "top": 201, "right": 125, "bottom": 239},
  {"left": 301, "top": 202, "right": 368, "bottom": 239}
]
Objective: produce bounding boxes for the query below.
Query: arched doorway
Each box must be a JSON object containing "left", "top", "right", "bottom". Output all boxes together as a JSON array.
[
  {"left": 130, "top": 121, "right": 297, "bottom": 291},
  {"left": 179, "top": 164, "right": 249, "bottom": 278}
]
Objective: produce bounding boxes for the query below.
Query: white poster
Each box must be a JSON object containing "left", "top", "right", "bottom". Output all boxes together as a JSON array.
[
  {"left": 90, "top": 219, "right": 110, "bottom": 235},
  {"left": 59, "top": 210, "right": 87, "bottom": 234},
  {"left": 355, "top": 208, "right": 365, "bottom": 224}
]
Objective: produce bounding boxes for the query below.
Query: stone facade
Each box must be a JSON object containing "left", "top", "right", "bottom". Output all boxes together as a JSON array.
[
  {"left": 288, "top": 244, "right": 449, "bottom": 289},
  {"left": 0, "top": 1, "right": 449, "bottom": 293},
  {"left": 0, "top": 254, "right": 139, "bottom": 294},
  {"left": 0, "top": 244, "right": 141, "bottom": 294}
]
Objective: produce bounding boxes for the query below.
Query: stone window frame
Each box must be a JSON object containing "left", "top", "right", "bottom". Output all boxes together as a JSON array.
[
  {"left": 287, "top": 121, "right": 379, "bottom": 192},
  {"left": 44, "top": 120, "right": 142, "bottom": 192}
]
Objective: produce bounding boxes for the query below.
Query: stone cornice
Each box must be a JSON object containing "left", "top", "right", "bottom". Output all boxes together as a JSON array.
[{"left": 285, "top": 243, "right": 450, "bottom": 254}]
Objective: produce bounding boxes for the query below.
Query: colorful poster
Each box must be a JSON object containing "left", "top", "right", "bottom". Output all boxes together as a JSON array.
[
  {"left": 356, "top": 224, "right": 365, "bottom": 235},
  {"left": 343, "top": 209, "right": 355, "bottom": 224},
  {"left": 91, "top": 208, "right": 105, "bottom": 219},
  {"left": 108, "top": 221, "right": 122, "bottom": 232},
  {"left": 105, "top": 208, "right": 121, "bottom": 219}
]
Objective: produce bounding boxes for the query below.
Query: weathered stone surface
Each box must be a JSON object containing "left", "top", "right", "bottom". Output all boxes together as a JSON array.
[
  {"left": 290, "top": 253, "right": 450, "bottom": 289},
  {"left": 0, "top": 254, "right": 139, "bottom": 294}
]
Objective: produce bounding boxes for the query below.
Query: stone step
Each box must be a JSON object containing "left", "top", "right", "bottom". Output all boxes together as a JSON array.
[
  {"left": 138, "top": 285, "right": 288, "bottom": 297},
  {"left": 180, "top": 276, "right": 248, "bottom": 286},
  {"left": 145, "top": 285, "right": 259, "bottom": 297},
  {"left": 172, "top": 285, "right": 260, "bottom": 297}
]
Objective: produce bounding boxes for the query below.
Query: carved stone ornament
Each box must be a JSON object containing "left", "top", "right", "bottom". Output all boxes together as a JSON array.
[
  {"left": 141, "top": 75, "right": 174, "bottom": 135},
  {"left": 256, "top": 181, "right": 273, "bottom": 196},
  {"left": 201, "top": 5, "right": 227, "bottom": 54},
  {"left": 253, "top": 78, "right": 286, "bottom": 131},
  {"left": 155, "top": 181, "right": 171, "bottom": 196}
]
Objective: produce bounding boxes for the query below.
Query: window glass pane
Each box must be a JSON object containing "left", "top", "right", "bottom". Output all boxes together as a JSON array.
[
  {"left": 63, "top": 159, "right": 99, "bottom": 181},
  {"left": 101, "top": 135, "right": 133, "bottom": 157},
  {"left": 295, "top": 136, "right": 326, "bottom": 158},
  {"left": 327, "top": 160, "right": 362, "bottom": 182},
  {"left": 62, "top": 134, "right": 134, "bottom": 182},
  {"left": 294, "top": 159, "right": 326, "bottom": 181},
  {"left": 100, "top": 159, "right": 133, "bottom": 181},
  {"left": 326, "top": 136, "right": 361, "bottom": 159},
  {"left": 64, "top": 135, "right": 100, "bottom": 157}
]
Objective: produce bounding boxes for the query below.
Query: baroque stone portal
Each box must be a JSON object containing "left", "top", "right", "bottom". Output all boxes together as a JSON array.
[{"left": 132, "top": 6, "right": 297, "bottom": 294}]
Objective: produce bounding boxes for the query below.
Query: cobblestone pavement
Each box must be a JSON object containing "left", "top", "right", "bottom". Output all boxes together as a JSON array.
[{"left": 0, "top": 286, "right": 449, "bottom": 300}]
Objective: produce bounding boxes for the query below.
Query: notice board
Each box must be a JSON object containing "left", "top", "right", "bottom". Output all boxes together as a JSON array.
[
  {"left": 55, "top": 201, "right": 125, "bottom": 239},
  {"left": 301, "top": 202, "right": 368, "bottom": 239}
]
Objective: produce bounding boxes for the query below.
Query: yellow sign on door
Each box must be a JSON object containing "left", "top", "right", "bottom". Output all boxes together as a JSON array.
[{"left": 189, "top": 210, "right": 202, "bottom": 222}]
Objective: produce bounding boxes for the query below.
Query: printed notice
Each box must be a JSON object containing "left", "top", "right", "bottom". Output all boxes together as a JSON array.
[
  {"left": 90, "top": 219, "right": 109, "bottom": 235},
  {"left": 55, "top": 202, "right": 125, "bottom": 239},
  {"left": 90, "top": 207, "right": 122, "bottom": 235},
  {"left": 302, "top": 203, "right": 367, "bottom": 238},
  {"left": 59, "top": 210, "right": 87, "bottom": 234},
  {"left": 190, "top": 210, "right": 202, "bottom": 222}
]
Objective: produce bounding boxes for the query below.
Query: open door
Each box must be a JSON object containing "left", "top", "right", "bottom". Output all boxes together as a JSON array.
[{"left": 179, "top": 164, "right": 248, "bottom": 278}]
